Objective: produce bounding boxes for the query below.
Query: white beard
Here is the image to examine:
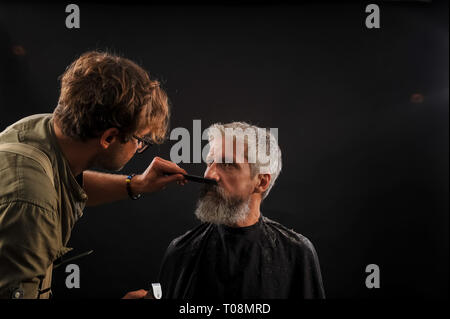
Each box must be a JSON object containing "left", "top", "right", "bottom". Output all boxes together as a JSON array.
[{"left": 194, "top": 185, "right": 251, "bottom": 225}]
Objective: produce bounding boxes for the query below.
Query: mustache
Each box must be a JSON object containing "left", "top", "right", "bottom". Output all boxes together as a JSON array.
[{"left": 199, "top": 184, "right": 222, "bottom": 198}]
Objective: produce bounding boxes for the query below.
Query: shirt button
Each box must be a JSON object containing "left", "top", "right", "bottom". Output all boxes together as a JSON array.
[
  {"left": 80, "top": 193, "right": 88, "bottom": 201},
  {"left": 11, "top": 288, "right": 23, "bottom": 299}
]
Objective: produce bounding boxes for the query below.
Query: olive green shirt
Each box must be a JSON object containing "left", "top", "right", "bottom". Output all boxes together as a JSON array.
[{"left": 0, "top": 113, "right": 88, "bottom": 298}]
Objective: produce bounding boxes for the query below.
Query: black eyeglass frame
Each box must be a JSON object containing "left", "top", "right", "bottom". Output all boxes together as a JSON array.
[{"left": 132, "top": 135, "right": 153, "bottom": 154}]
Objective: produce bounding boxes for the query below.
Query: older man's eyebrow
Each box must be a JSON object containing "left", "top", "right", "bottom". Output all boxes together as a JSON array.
[{"left": 221, "top": 155, "right": 236, "bottom": 163}]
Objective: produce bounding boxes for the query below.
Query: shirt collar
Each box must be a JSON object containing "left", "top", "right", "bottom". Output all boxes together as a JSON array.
[{"left": 47, "top": 116, "right": 88, "bottom": 203}]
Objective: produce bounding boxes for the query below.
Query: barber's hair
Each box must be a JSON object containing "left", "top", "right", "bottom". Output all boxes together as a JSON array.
[
  {"left": 54, "top": 51, "right": 170, "bottom": 143},
  {"left": 207, "top": 122, "right": 282, "bottom": 199}
]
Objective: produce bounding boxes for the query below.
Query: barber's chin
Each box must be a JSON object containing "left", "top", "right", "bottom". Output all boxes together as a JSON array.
[
  {"left": 91, "top": 155, "right": 126, "bottom": 172},
  {"left": 106, "top": 158, "right": 130, "bottom": 172},
  {"left": 100, "top": 163, "right": 125, "bottom": 172}
]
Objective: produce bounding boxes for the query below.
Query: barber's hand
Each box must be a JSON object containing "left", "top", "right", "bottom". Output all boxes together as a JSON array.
[
  {"left": 122, "top": 289, "right": 148, "bottom": 299},
  {"left": 133, "top": 157, "right": 188, "bottom": 194}
]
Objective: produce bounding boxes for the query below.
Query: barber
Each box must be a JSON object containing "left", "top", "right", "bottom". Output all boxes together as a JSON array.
[{"left": 0, "top": 51, "right": 187, "bottom": 299}]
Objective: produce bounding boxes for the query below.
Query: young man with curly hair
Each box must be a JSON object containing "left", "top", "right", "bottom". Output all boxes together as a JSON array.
[{"left": 0, "top": 51, "right": 187, "bottom": 299}]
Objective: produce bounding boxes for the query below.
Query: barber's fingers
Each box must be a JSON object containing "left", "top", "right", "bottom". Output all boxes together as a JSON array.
[
  {"left": 161, "top": 173, "right": 186, "bottom": 184},
  {"left": 122, "top": 289, "right": 148, "bottom": 299},
  {"left": 151, "top": 157, "right": 187, "bottom": 175},
  {"left": 157, "top": 156, "right": 180, "bottom": 166}
]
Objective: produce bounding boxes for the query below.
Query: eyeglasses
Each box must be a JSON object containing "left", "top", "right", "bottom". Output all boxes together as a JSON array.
[{"left": 133, "top": 135, "right": 153, "bottom": 154}]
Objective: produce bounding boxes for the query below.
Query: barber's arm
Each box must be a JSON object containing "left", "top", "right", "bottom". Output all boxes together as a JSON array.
[{"left": 83, "top": 157, "right": 187, "bottom": 207}]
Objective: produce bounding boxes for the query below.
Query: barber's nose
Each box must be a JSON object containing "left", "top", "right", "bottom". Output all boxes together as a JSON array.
[{"left": 204, "top": 164, "right": 220, "bottom": 183}]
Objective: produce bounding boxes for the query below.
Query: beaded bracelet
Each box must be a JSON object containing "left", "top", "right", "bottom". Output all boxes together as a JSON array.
[{"left": 126, "top": 173, "right": 142, "bottom": 200}]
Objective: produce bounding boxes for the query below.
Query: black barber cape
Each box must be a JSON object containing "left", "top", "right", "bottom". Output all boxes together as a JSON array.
[{"left": 158, "top": 215, "right": 325, "bottom": 299}]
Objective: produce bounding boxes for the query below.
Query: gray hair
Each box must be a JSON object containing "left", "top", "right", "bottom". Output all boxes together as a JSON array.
[{"left": 206, "top": 122, "right": 282, "bottom": 199}]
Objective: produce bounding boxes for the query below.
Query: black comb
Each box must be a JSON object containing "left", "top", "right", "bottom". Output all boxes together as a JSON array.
[{"left": 166, "top": 173, "right": 218, "bottom": 185}]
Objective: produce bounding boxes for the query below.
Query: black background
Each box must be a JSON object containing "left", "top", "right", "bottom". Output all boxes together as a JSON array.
[{"left": 0, "top": 1, "right": 448, "bottom": 299}]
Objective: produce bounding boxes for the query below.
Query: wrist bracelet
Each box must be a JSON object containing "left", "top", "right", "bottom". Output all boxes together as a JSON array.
[{"left": 126, "top": 174, "right": 142, "bottom": 200}]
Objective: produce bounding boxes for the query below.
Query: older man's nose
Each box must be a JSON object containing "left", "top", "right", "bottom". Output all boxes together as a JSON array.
[{"left": 204, "top": 165, "right": 220, "bottom": 182}]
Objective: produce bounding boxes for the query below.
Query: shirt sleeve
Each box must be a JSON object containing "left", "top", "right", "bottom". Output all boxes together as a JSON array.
[{"left": 0, "top": 200, "right": 60, "bottom": 298}]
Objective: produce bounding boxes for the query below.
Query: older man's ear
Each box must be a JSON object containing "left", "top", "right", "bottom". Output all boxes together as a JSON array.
[{"left": 254, "top": 174, "right": 271, "bottom": 195}]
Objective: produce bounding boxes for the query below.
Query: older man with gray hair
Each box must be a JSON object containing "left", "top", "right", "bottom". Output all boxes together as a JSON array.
[{"left": 157, "top": 122, "right": 325, "bottom": 299}]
